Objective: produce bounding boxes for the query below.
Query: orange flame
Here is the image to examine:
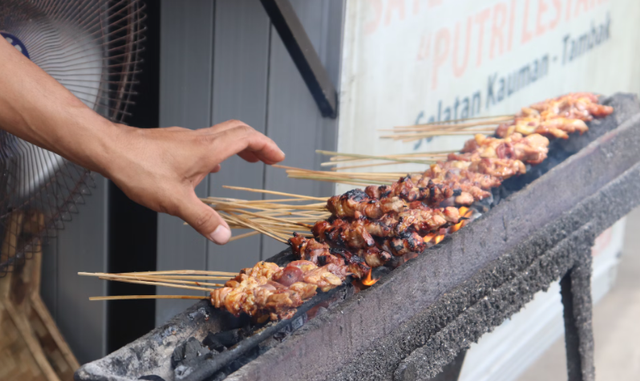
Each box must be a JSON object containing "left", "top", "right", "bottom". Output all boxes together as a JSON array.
[
  {"left": 450, "top": 220, "right": 465, "bottom": 233},
  {"left": 434, "top": 234, "right": 445, "bottom": 244},
  {"left": 450, "top": 207, "right": 473, "bottom": 233},
  {"left": 362, "top": 269, "right": 378, "bottom": 286},
  {"left": 423, "top": 233, "right": 436, "bottom": 243}
]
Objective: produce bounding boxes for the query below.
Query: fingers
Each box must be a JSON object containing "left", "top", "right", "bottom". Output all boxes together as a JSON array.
[
  {"left": 204, "top": 122, "right": 285, "bottom": 165},
  {"left": 237, "top": 151, "right": 260, "bottom": 163},
  {"left": 179, "top": 193, "right": 231, "bottom": 244}
]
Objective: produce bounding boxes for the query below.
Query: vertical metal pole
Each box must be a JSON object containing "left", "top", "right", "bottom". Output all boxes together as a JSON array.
[
  {"left": 259, "top": 0, "right": 338, "bottom": 118},
  {"left": 560, "top": 253, "right": 596, "bottom": 381}
]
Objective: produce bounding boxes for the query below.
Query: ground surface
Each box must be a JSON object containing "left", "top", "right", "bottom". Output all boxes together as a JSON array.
[{"left": 517, "top": 206, "right": 640, "bottom": 381}]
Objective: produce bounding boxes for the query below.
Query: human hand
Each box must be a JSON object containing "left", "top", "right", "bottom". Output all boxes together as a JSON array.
[
  {"left": 0, "top": 38, "right": 284, "bottom": 243},
  {"left": 104, "top": 120, "right": 285, "bottom": 244}
]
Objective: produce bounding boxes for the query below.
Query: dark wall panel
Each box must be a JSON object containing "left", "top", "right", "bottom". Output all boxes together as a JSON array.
[
  {"left": 261, "top": 0, "right": 343, "bottom": 257},
  {"left": 157, "top": 0, "right": 214, "bottom": 325},
  {"left": 107, "top": 0, "right": 160, "bottom": 353},
  {"left": 207, "top": 0, "right": 271, "bottom": 274},
  {"left": 55, "top": 175, "right": 109, "bottom": 364}
]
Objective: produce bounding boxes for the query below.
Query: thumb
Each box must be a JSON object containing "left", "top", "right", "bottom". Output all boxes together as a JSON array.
[{"left": 180, "top": 193, "right": 231, "bottom": 244}]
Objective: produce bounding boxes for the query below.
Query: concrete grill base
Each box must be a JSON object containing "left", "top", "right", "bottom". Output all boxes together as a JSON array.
[{"left": 75, "top": 94, "right": 640, "bottom": 381}]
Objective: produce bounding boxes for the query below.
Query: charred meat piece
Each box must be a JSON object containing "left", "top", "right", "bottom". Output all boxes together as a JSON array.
[
  {"left": 289, "top": 234, "right": 346, "bottom": 267},
  {"left": 380, "top": 204, "right": 459, "bottom": 235},
  {"left": 387, "top": 231, "right": 426, "bottom": 257},
  {"left": 313, "top": 205, "right": 457, "bottom": 252},
  {"left": 328, "top": 246, "right": 371, "bottom": 279},
  {"left": 367, "top": 176, "right": 458, "bottom": 207},
  {"left": 418, "top": 165, "right": 495, "bottom": 205},
  {"left": 288, "top": 235, "right": 368, "bottom": 278},
  {"left": 359, "top": 247, "right": 393, "bottom": 268},
  {"left": 312, "top": 219, "right": 376, "bottom": 249},
  {"left": 327, "top": 188, "right": 384, "bottom": 219}
]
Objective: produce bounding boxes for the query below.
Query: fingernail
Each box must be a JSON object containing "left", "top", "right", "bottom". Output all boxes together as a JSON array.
[
  {"left": 209, "top": 225, "right": 231, "bottom": 244},
  {"left": 278, "top": 148, "right": 286, "bottom": 158}
]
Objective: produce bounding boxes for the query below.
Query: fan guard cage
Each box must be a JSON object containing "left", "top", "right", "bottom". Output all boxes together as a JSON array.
[{"left": 0, "top": 0, "right": 145, "bottom": 276}]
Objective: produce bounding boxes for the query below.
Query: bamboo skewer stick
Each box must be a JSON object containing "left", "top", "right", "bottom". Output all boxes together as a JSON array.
[
  {"left": 222, "top": 185, "right": 328, "bottom": 201},
  {"left": 215, "top": 203, "right": 327, "bottom": 212},
  {"left": 94, "top": 276, "right": 220, "bottom": 293},
  {"left": 227, "top": 211, "right": 289, "bottom": 243},
  {"left": 144, "top": 275, "right": 233, "bottom": 281},
  {"left": 90, "top": 295, "right": 207, "bottom": 301},
  {"left": 322, "top": 152, "right": 452, "bottom": 165},
  {"left": 381, "top": 130, "right": 496, "bottom": 140},
  {"left": 79, "top": 272, "right": 226, "bottom": 288},
  {"left": 98, "top": 277, "right": 224, "bottom": 289},
  {"left": 388, "top": 122, "right": 502, "bottom": 133},
  {"left": 202, "top": 197, "right": 316, "bottom": 205},
  {"left": 332, "top": 161, "right": 422, "bottom": 171},
  {"left": 285, "top": 176, "right": 389, "bottom": 186},
  {"left": 220, "top": 209, "right": 313, "bottom": 229},
  {"left": 314, "top": 151, "right": 436, "bottom": 165},
  {"left": 389, "top": 115, "right": 513, "bottom": 131},
  {"left": 114, "top": 270, "right": 238, "bottom": 276},
  {"left": 228, "top": 230, "right": 260, "bottom": 242},
  {"left": 415, "top": 113, "right": 514, "bottom": 125},
  {"left": 322, "top": 155, "right": 449, "bottom": 167},
  {"left": 329, "top": 149, "right": 456, "bottom": 160}
]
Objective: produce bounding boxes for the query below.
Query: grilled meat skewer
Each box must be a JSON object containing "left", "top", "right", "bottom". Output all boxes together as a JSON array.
[
  {"left": 210, "top": 260, "right": 346, "bottom": 320},
  {"left": 450, "top": 133, "right": 549, "bottom": 165},
  {"left": 206, "top": 93, "right": 613, "bottom": 321}
]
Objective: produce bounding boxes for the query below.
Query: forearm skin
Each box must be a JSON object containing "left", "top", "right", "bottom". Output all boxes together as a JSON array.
[{"left": 0, "top": 37, "right": 120, "bottom": 176}]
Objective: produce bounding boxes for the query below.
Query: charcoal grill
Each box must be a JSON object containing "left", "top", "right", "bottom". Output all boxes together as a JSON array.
[{"left": 76, "top": 93, "right": 640, "bottom": 381}]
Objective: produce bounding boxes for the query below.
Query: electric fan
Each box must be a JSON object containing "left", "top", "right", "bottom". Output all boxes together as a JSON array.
[{"left": 0, "top": 0, "right": 145, "bottom": 276}]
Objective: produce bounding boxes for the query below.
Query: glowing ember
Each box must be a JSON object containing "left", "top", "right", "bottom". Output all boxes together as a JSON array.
[
  {"left": 362, "top": 269, "right": 378, "bottom": 286},
  {"left": 434, "top": 234, "right": 445, "bottom": 244}
]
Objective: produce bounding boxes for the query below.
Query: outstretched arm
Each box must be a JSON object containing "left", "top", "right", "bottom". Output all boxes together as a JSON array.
[{"left": 0, "top": 37, "right": 284, "bottom": 244}]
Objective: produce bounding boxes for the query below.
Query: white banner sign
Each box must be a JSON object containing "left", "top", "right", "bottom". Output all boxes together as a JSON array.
[{"left": 337, "top": 0, "right": 640, "bottom": 192}]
